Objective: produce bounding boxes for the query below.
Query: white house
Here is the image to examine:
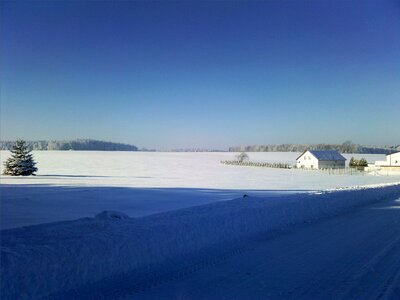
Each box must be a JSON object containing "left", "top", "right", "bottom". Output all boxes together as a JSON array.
[
  {"left": 375, "top": 151, "right": 400, "bottom": 170},
  {"left": 296, "top": 150, "right": 346, "bottom": 169}
]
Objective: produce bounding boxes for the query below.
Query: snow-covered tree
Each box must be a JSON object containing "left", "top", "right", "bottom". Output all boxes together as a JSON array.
[
  {"left": 3, "top": 140, "right": 38, "bottom": 176},
  {"left": 236, "top": 152, "right": 249, "bottom": 163},
  {"left": 349, "top": 157, "right": 368, "bottom": 168},
  {"left": 349, "top": 157, "right": 356, "bottom": 167},
  {"left": 358, "top": 158, "right": 368, "bottom": 167}
]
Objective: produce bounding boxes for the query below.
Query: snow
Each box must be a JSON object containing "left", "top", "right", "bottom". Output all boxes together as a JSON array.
[
  {"left": 1, "top": 183, "right": 400, "bottom": 299},
  {"left": 303, "top": 150, "right": 346, "bottom": 161},
  {"left": 1, "top": 151, "right": 400, "bottom": 298},
  {"left": 1, "top": 151, "right": 400, "bottom": 229},
  {"left": 133, "top": 196, "right": 400, "bottom": 300},
  {"left": 95, "top": 210, "right": 130, "bottom": 220},
  {"left": 0, "top": 151, "right": 394, "bottom": 189}
]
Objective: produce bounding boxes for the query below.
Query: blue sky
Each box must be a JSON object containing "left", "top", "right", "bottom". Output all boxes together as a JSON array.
[{"left": 1, "top": 0, "right": 399, "bottom": 150}]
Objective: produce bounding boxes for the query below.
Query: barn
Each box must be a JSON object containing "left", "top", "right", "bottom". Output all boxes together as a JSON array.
[{"left": 296, "top": 150, "right": 346, "bottom": 169}]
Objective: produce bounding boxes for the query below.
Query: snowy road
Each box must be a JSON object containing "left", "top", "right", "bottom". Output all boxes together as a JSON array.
[
  {"left": 2, "top": 185, "right": 400, "bottom": 299},
  {"left": 131, "top": 197, "right": 400, "bottom": 300}
]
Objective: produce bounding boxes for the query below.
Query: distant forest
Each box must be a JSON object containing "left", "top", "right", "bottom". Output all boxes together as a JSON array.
[
  {"left": 229, "top": 142, "right": 399, "bottom": 154},
  {"left": 0, "top": 139, "right": 138, "bottom": 151}
]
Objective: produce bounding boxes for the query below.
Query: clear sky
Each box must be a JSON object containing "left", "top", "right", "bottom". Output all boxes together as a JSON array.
[{"left": 1, "top": 0, "right": 399, "bottom": 150}]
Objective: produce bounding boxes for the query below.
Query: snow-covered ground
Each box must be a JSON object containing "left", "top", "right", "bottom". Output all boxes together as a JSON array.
[
  {"left": 133, "top": 193, "right": 400, "bottom": 300},
  {"left": 0, "top": 151, "right": 393, "bottom": 189},
  {"left": 2, "top": 183, "right": 400, "bottom": 299},
  {"left": 1, "top": 151, "right": 400, "bottom": 229},
  {"left": 2, "top": 151, "right": 400, "bottom": 299}
]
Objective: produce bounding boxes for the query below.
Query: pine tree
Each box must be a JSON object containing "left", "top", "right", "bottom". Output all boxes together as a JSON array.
[
  {"left": 3, "top": 140, "right": 38, "bottom": 176},
  {"left": 358, "top": 158, "right": 368, "bottom": 167}
]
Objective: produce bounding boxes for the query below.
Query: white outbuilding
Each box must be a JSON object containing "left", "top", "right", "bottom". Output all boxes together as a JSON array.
[
  {"left": 296, "top": 150, "right": 346, "bottom": 169},
  {"left": 375, "top": 151, "right": 400, "bottom": 170}
]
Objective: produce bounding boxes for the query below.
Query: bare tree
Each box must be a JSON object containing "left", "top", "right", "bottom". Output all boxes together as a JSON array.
[{"left": 236, "top": 152, "right": 249, "bottom": 162}]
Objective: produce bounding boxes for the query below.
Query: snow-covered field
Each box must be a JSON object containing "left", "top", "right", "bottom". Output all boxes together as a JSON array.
[
  {"left": 0, "top": 151, "right": 393, "bottom": 189},
  {"left": 2, "top": 151, "right": 400, "bottom": 299},
  {"left": 1, "top": 151, "right": 400, "bottom": 229}
]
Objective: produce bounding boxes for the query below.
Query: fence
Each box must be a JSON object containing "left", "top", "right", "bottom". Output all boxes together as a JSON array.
[
  {"left": 304, "top": 167, "right": 365, "bottom": 175},
  {"left": 293, "top": 167, "right": 366, "bottom": 175},
  {"left": 221, "top": 160, "right": 292, "bottom": 169},
  {"left": 221, "top": 160, "right": 366, "bottom": 175}
]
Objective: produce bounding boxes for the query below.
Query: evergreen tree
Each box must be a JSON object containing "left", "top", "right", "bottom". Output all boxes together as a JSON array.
[
  {"left": 349, "top": 157, "right": 368, "bottom": 168},
  {"left": 3, "top": 140, "right": 38, "bottom": 176},
  {"left": 358, "top": 158, "right": 368, "bottom": 167}
]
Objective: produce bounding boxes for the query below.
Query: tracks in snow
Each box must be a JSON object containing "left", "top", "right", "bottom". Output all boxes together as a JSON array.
[{"left": 130, "top": 197, "right": 400, "bottom": 300}]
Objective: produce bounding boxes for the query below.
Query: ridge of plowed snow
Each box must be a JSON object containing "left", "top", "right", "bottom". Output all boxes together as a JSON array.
[{"left": 1, "top": 183, "right": 400, "bottom": 299}]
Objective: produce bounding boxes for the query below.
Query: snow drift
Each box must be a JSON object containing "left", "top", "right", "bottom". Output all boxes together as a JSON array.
[
  {"left": 95, "top": 210, "right": 130, "bottom": 220},
  {"left": 1, "top": 183, "right": 400, "bottom": 299}
]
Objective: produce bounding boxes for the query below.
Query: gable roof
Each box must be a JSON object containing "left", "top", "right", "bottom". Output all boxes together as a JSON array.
[
  {"left": 386, "top": 151, "right": 400, "bottom": 156},
  {"left": 296, "top": 150, "right": 346, "bottom": 161}
]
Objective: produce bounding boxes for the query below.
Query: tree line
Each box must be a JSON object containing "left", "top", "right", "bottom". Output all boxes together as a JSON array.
[
  {"left": 0, "top": 139, "right": 138, "bottom": 151},
  {"left": 228, "top": 141, "right": 398, "bottom": 154}
]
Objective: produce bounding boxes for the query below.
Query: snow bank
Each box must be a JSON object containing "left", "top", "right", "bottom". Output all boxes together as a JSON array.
[
  {"left": 94, "top": 210, "right": 130, "bottom": 220},
  {"left": 2, "top": 183, "right": 400, "bottom": 299}
]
